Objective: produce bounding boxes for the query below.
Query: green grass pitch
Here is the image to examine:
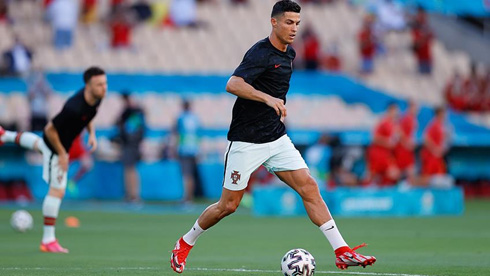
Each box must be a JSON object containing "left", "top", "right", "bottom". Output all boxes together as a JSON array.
[{"left": 1, "top": 200, "right": 489, "bottom": 276}]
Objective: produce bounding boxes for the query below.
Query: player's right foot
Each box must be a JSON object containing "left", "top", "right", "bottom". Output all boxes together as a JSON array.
[
  {"left": 335, "top": 243, "right": 376, "bottom": 270},
  {"left": 170, "top": 237, "right": 193, "bottom": 273},
  {"left": 40, "top": 240, "right": 69, "bottom": 253},
  {"left": 0, "top": 126, "right": 5, "bottom": 146}
]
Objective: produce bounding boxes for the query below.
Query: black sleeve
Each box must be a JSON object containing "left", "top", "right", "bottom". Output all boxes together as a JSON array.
[
  {"left": 52, "top": 104, "right": 75, "bottom": 131},
  {"left": 232, "top": 47, "right": 268, "bottom": 84}
]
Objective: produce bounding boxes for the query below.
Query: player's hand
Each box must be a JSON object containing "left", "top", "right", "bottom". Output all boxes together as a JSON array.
[
  {"left": 58, "top": 153, "right": 69, "bottom": 172},
  {"left": 265, "top": 95, "right": 287, "bottom": 122},
  {"left": 88, "top": 134, "right": 97, "bottom": 153}
]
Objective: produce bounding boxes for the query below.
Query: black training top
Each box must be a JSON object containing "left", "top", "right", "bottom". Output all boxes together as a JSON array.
[
  {"left": 228, "top": 37, "right": 296, "bottom": 143},
  {"left": 43, "top": 88, "right": 100, "bottom": 153}
]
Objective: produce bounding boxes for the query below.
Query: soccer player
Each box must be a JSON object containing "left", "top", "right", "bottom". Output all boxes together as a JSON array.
[
  {"left": 420, "top": 107, "right": 447, "bottom": 185},
  {"left": 366, "top": 102, "right": 400, "bottom": 186},
  {"left": 394, "top": 100, "right": 418, "bottom": 184},
  {"left": 170, "top": 1, "right": 376, "bottom": 272},
  {"left": 0, "top": 67, "right": 107, "bottom": 253}
]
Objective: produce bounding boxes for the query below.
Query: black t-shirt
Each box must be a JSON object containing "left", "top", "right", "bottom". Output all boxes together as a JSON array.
[
  {"left": 228, "top": 37, "right": 295, "bottom": 143},
  {"left": 43, "top": 89, "right": 100, "bottom": 153},
  {"left": 118, "top": 106, "right": 145, "bottom": 146}
]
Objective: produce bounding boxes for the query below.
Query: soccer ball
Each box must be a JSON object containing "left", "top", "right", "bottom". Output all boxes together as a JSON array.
[
  {"left": 10, "top": 210, "right": 33, "bottom": 233},
  {"left": 281, "top": 248, "right": 316, "bottom": 276}
]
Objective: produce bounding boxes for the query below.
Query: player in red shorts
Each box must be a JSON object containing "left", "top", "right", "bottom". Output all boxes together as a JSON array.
[
  {"left": 420, "top": 107, "right": 447, "bottom": 185},
  {"left": 394, "top": 100, "right": 418, "bottom": 184},
  {"left": 366, "top": 102, "right": 400, "bottom": 186},
  {"left": 67, "top": 134, "right": 94, "bottom": 194}
]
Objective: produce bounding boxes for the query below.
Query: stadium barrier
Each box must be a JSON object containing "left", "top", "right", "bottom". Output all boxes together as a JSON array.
[{"left": 252, "top": 186, "right": 464, "bottom": 217}]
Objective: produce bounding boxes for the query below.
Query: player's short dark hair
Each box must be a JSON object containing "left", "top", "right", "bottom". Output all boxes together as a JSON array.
[
  {"left": 271, "top": 0, "right": 301, "bottom": 18},
  {"left": 83, "top": 66, "right": 105, "bottom": 84}
]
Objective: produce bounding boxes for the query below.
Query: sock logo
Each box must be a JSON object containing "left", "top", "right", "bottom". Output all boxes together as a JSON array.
[{"left": 325, "top": 226, "right": 335, "bottom": 231}]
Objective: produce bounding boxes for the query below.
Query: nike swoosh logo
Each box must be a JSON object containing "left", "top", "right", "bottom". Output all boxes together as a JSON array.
[
  {"left": 274, "top": 64, "right": 281, "bottom": 68},
  {"left": 325, "top": 226, "right": 335, "bottom": 231}
]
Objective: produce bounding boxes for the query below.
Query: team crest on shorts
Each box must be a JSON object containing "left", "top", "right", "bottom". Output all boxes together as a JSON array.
[{"left": 230, "top": 170, "right": 241, "bottom": 184}]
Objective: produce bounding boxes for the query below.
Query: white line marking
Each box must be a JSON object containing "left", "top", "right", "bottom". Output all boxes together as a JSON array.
[
  {"left": 189, "top": 267, "right": 437, "bottom": 276},
  {"left": 0, "top": 267, "right": 439, "bottom": 276}
]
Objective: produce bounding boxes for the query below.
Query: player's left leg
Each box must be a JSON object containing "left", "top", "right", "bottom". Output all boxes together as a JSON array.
[
  {"left": 0, "top": 126, "right": 43, "bottom": 153},
  {"left": 276, "top": 169, "right": 376, "bottom": 269},
  {"left": 39, "top": 141, "right": 69, "bottom": 253},
  {"left": 266, "top": 135, "right": 375, "bottom": 270}
]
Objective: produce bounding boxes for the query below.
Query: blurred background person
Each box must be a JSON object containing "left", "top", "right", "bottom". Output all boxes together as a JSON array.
[
  {"left": 411, "top": 15, "right": 433, "bottom": 75},
  {"left": 27, "top": 66, "right": 52, "bottom": 132},
  {"left": 1, "top": 36, "right": 32, "bottom": 77},
  {"left": 358, "top": 14, "right": 377, "bottom": 74},
  {"left": 116, "top": 91, "right": 145, "bottom": 203},
  {"left": 301, "top": 23, "right": 321, "bottom": 71},
  {"left": 0, "top": 0, "right": 9, "bottom": 24},
  {"left": 444, "top": 70, "right": 466, "bottom": 111},
  {"left": 322, "top": 42, "right": 342, "bottom": 72},
  {"left": 81, "top": 0, "right": 97, "bottom": 24},
  {"left": 169, "top": 0, "right": 198, "bottom": 28},
  {"left": 365, "top": 102, "right": 400, "bottom": 186},
  {"left": 67, "top": 133, "right": 94, "bottom": 196},
  {"left": 420, "top": 107, "right": 453, "bottom": 188},
  {"left": 394, "top": 100, "right": 418, "bottom": 185},
  {"left": 328, "top": 136, "right": 363, "bottom": 188},
  {"left": 130, "top": 0, "right": 152, "bottom": 24},
  {"left": 46, "top": 0, "right": 79, "bottom": 50},
  {"left": 305, "top": 134, "right": 331, "bottom": 188},
  {"left": 109, "top": 4, "right": 135, "bottom": 49},
  {"left": 174, "top": 99, "right": 201, "bottom": 203}
]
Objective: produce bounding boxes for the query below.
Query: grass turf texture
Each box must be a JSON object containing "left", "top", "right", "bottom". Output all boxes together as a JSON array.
[{"left": 1, "top": 200, "right": 489, "bottom": 276}]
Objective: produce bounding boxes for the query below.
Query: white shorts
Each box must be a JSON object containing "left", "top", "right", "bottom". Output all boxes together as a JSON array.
[
  {"left": 39, "top": 140, "right": 67, "bottom": 190},
  {"left": 223, "top": 134, "right": 308, "bottom": 191}
]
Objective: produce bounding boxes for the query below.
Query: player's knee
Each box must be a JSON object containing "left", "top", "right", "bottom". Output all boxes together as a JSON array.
[
  {"left": 224, "top": 201, "right": 239, "bottom": 215},
  {"left": 300, "top": 177, "right": 322, "bottom": 200},
  {"left": 219, "top": 200, "right": 239, "bottom": 217},
  {"left": 48, "top": 188, "right": 65, "bottom": 199}
]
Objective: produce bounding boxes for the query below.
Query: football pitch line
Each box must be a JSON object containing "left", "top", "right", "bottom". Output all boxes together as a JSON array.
[
  {"left": 1, "top": 267, "right": 437, "bottom": 276},
  {"left": 189, "top": 267, "right": 436, "bottom": 276}
]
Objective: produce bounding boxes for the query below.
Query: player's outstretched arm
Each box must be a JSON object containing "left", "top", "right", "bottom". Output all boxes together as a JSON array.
[
  {"left": 86, "top": 120, "right": 97, "bottom": 152},
  {"left": 226, "top": 76, "right": 287, "bottom": 121},
  {"left": 44, "top": 122, "right": 68, "bottom": 172}
]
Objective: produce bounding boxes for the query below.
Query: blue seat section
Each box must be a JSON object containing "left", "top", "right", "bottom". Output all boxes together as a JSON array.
[
  {"left": 0, "top": 77, "right": 26, "bottom": 92},
  {"left": 198, "top": 162, "right": 224, "bottom": 199},
  {"left": 253, "top": 186, "right": 464, "bottom": 217}
]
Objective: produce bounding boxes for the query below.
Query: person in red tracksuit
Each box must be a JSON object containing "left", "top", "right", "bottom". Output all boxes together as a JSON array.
[
  {"left": 394, "top": 101, "right": 418, "bottom": 184},
  {"left": 366, "top": 103, "right": 400, "bottom": 186},
  {"left": 420, "top": 107, "right": 447, "bottom": 185}
]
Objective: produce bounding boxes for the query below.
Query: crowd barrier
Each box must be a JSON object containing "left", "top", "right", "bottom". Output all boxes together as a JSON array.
[{"left": 253, "top": 186, "right": 464, "bottom": 217}]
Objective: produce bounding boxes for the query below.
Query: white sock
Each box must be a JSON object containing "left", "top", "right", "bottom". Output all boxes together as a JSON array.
[
  {"left": 1, "top": 131, "right": 40, "bottom": 152},
  {"left": 42, "top": 195, "right": 62, "bottom": 244},
  {"left": 1, "top": 130, "right": 16, "bottom": 143},
  {"left": 182, "top": 220, "right": 206, "bottom": 246},
  {"left": 18, "top": 132, "right": 41, "bottom": 151},
  {"left": 319, "top": 220, "right": 348, "bottom": 251}
]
